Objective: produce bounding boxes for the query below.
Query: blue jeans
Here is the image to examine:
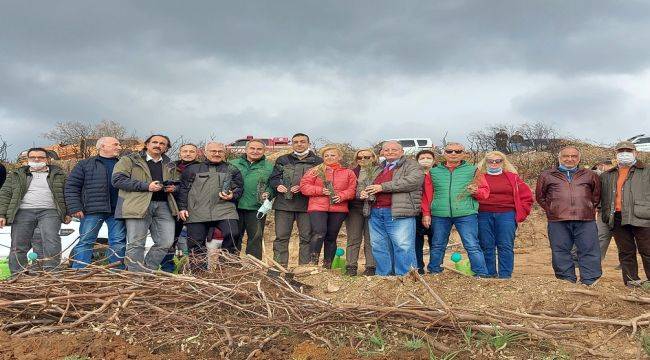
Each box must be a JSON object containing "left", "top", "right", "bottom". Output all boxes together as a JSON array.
[
  {"left": 478, "top": 211, "right": 517, "bottom": 278},
  {"left": 428, "top": 214, "right": 488, "bottom": 276},
  {"left": 368, "top": 208, "right": 416, "bottom": 276},
  {"left": 70, "top": 213, "right": 126, "bottom": 269}
]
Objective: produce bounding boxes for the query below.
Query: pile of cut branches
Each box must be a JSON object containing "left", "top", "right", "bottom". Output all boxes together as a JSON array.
[{"left": 0, "top": 253, "right": 648, "bottom": 358}]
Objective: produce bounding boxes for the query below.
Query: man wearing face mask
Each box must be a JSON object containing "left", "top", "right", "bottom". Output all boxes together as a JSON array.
[
  {"left": 0, "top": 148, "right": 70, "bottom": 274},
  {"left": 600, "top": 141, "right": 650, "bottom": 287},
  {"left": 269, "top": 133, "right": 322, "bottom": 267},
  {"left": 113, "top": 134, "right": 179, "bottom": 272},
  {"left": 536, "top": 146, "right": 602, "bottom": 285}
]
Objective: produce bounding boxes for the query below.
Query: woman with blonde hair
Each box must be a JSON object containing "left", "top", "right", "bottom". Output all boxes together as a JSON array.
[
  {"left": 344, "top": 148, "right": 378, "bottom": 275},
  {"left": 476, "top": 151, "right": 533, "bottom": 278},
  {"left": 300, "top": 145, "right": 357, "bottom": 268}
]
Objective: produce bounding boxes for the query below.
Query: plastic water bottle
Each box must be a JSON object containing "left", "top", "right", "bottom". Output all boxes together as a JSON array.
[
  {"left": 331, "top": 248, "right": 346, "bottom": 272},
  {"left": 450, "top": 252, "right": 474, "bottom": 276}
]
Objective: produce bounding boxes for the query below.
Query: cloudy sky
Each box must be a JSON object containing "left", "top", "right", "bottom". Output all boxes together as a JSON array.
[{"left": 1, "top": 0, "right": 649, "bottom": 158}]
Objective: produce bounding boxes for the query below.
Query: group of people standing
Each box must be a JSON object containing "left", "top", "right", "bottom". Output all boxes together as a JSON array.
[{"left": 0, "top": 134, "right": 648, "bottom": 288}]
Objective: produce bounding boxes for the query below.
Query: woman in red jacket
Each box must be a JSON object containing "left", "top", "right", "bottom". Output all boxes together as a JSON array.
[
  {"left": 476, "top": 151, "right": 533, "bottom": 278},
  {"left": 300, "top": 145, "right": 357, "bottom": 268}
]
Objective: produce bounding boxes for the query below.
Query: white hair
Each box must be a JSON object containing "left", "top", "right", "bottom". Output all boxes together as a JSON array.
[
  {"left": 205, "top": 141, "right": 225, "bottom": 149},
  {"left": 444, "top": 142, "right": 465, "bottom": 150},
  {"left": 382, "top": 140, "right": 403, "bottom": 150},
  {"left": 95, "top": 137, "right": 116, "bottom": 150},
  {"left": 558, "top": 146, "right": 581, "bottom": 157}
]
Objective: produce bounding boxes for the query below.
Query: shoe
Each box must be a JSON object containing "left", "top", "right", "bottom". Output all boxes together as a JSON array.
[
  {"left": 361, "top": 267, "right": 376, "bottom": 276},
  {"left": 323, "top": 261, "right": 332, "bottom": 269},
  {"left": 345, "top": 266, "right": 358, "bottom": 276},
  {"left": 626, "top": 279, "right": 644, "bottom": 288},
  {"left": 417, "top": 268, "right": 425, "bottom": 275}
]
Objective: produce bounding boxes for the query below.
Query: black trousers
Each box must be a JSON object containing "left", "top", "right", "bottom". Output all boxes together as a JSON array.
[
  {"left": 237, "top": 210, "right": 266, "bottom": 260},
  {"left": 612, "top": 212, "right": 650, "bottom": 284},
  {"left": 186, "top": 219, "right": 240, "bottom": 255},
  {"left": 308, "top": 211, "right": 347, "bottom": 266}
]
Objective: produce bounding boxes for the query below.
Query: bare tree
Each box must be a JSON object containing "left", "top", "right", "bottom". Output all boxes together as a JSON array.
[
  {"left": 0, "top": 135, "right": 9, "bottom": 163},
  {"left": 42, "top": 120, "right": 130, "bottom": 158},
  {"left": 92, "top": 119, "right": 127, "bottom": 139}
]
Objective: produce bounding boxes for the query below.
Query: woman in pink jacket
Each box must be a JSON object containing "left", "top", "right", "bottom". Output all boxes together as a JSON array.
[{"left": 300, "top": 145, "right": 357, "bottom": 268}]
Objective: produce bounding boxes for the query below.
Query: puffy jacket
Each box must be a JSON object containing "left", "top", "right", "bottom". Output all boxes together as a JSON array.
[
  {"left": 177, "top": 160, "right": 243, "bottom": 223},
  {"left": 229, "top": 155, "right": 274, "bottom": 211},
  {"left": 422, "top": 161, "right": 489, "bottom": 218},
  {"left": 269, "top": 151, "right": 323, "bottom": 212},
  {"left": 112, "top": 150, "right": 179, "bottom": 219},
  {"left": 0, "top": 165, "right": 68, "bottom": 224},
  {"left": 478, "top": 172, "right": 534, "bottom": 223},
  {"left": 535, "top": 167, "right": 601, "bottom": 222},
  {"left": 356, "top": 157, "right": 424, "bottom": 218},
  {"left": 64, "top": 156, "right": 116, "bottom": 215},
  {"left": 600, "top": 161, "right": 650, "bottom": 228},
  {"left": 300, "top": 164, "right": 357, "bottom": 212}
]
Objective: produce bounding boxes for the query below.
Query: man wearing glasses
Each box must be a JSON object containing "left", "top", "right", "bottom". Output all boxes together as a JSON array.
[
  {"left": 536, "top": 146, "right": 601, "bottom": 285},
  {"left": 178, "top": 142, "right": 243, "bottom": 263},
  {"left": 600, "top": 141, "right": 650, "bottom": 287},
  {"left": 0, "top": 148, "right": 70, "bottom": 273},
  {"left": 422, "top": 142, "right": 490, "bottom": 277},
  {"left": 360, "top": 141, "right": 424, "bottom": 276}
]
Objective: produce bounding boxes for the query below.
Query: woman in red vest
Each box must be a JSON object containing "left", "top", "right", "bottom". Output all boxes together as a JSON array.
[
  {"left": 300, "top": 145, "right": 357, "bottom": 268},
  {"left": 476, "top": 151, "right": 533, "bottom": 278}
]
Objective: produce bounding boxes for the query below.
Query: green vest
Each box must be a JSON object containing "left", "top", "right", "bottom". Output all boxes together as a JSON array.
[
  {"left": 429, "top": 161, "right": 479, "bottom": 218},
  {"left": 229, "top": 156, "right": 274, "bottom": 211}
]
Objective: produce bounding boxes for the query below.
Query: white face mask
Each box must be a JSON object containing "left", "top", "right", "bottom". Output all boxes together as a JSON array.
[
  {"left": 28, "top": 161, "right": 47, "bottom": 169},
  {"left": 257, "top": 198, "right": 274, "bottom": 219},
  {"left": 616, "top": 152, "right": 636, "bottom": 166},
  {"left": 418, "top": 158, "right": 434, "bottom": 167}
]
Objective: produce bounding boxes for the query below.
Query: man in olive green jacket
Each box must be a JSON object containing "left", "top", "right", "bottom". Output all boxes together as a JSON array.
[
  {"left": 112, "top": 135, "right": 179, "bottom": 272},
  {"left": 600, "top": 141, "right": 650, "bottom": 287},
  {"left": 0, "top": 148, "right": 70, "bottom": 273},
  {"left": 230, "top": 139, "right": 274, "bottom": 260}
]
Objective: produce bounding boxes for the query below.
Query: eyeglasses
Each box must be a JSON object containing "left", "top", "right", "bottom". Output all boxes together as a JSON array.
[
  {"left": 444, "top": 150, "right": 464, "bottom": 154},
  {"left": 356, "top": 156, "right": 372, "bottom": 160},
  {"left": 487, "top": 159, "right": 503, "bottom": 164}
]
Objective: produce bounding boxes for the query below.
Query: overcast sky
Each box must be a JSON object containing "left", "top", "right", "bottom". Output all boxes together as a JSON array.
[{"left": 1, "top": 0, "right": 649, "bottom": 158}]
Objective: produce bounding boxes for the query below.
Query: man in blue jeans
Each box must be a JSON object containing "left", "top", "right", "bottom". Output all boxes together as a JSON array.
[
  {"left": 65, "top": 137, "right": 126, "bottom": 269},
  {"left": 359, "top": 141, "right": 424, "bottom": 276},
  {"left": 422, "top": 142, "right": 490, "bottom": 276}
]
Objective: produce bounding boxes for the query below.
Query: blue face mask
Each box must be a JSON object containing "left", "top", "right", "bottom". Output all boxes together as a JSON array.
[
  {"left": 487, "top": 167, "right": 503, "bottom": 175},
  {"left": 558, "top": 164, "right": 578, "bottom": 172}
]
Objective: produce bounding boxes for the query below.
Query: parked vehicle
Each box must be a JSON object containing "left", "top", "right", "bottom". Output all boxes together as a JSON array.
[
  {"left": 628, "top": 134, "right": 650, "bottom": 152},
  {"left": 0, "top": 218, "right": 154, "bottom": 264}
]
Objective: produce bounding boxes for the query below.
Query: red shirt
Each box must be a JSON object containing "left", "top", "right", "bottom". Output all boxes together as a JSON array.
[
  {"left": 373, "top": 168, "right": 394, "bottom": 208},
  {"left": 479, "top": 173, "right": 515, "bottom": 212}
]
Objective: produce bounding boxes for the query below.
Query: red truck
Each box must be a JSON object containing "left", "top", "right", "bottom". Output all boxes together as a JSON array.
[{"left": 226, "top": 135, "right": 291, "bottom": 154}]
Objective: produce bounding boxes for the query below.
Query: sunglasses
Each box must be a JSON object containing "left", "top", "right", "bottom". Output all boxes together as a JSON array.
[
  {"left": 444, "top": 150, "right": 464, "bottom": 154},
  {"left": 487, "top": 159, "right": 503, "bottom": 164},
  {"left": 356, "top": 156, "right": 372, "bottom": 160}
]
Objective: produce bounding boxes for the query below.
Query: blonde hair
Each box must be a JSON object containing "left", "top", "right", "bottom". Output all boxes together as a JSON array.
[
  {"left": 477, "top": 151, "right": 518, "bottom": 174},
  {"left": 312, "top": 145, "right": 343, "bottom": 175},
  {"left": 353, "top": 148, "right": 378, "bottom": 167}
]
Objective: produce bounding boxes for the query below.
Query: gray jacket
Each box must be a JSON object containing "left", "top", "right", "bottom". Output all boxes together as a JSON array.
[
  {"left": 600, "top": 161, "right": 650, "bottom": 228},
  {"left": 357, "top": 157, "right": 424, "bottom": 218}
]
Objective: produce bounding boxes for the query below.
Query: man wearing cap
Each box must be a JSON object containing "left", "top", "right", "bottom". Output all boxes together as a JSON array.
[{"left": 600, "top": 141, "right": 650, "bottom": 287}]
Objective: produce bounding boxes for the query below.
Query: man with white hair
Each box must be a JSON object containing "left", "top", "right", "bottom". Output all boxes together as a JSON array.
[
  {"left": 536, "top": 146, "right": 602, "bottom": 285},
  {"left": 178, "top": 142, "right": 244, "bottom": 263},
  {"left": 65, "top": 137, "right": 127, "bottom": 269},
  {"left": 359, "top": 140, "right": 424, "bottom": 276}
]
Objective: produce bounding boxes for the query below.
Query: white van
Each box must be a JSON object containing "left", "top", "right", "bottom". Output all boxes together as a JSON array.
[{"left": 386, "top": 138, "right": 434, "bottom": 156}]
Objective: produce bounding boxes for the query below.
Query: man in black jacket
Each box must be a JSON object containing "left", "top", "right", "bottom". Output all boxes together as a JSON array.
[
  {"left": 0, "top": 162, "right": 6, "bottom": 189},
  {"left": 177, "top": 142, "right": 243, "bottom": 259},
  {"left": 65, "top": 137, "right": 126, "bottom": 269},
  {"left": 269, "top": 133, "right": 322, "bottom": 267}
]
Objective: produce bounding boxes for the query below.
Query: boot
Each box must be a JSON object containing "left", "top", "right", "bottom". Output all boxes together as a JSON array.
[
  {"left": 345, "top": 266, "right": 358, "bottom": 276},
  {"left": 362, "top": 266, "right": 376, "bottom": 276}
]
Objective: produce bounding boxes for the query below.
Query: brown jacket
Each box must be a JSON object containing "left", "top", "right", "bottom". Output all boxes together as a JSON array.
[
  {"left": 535, "top": 167, "right": 601, "bottom": 222},
  {"left": 600, "top": 161, "right": 650, "bottom": 228}
]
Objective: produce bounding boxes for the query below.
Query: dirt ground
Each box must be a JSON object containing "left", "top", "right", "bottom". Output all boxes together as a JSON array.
[{"left": 2, "top": 207, "right": 650, "bottom": 359}]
